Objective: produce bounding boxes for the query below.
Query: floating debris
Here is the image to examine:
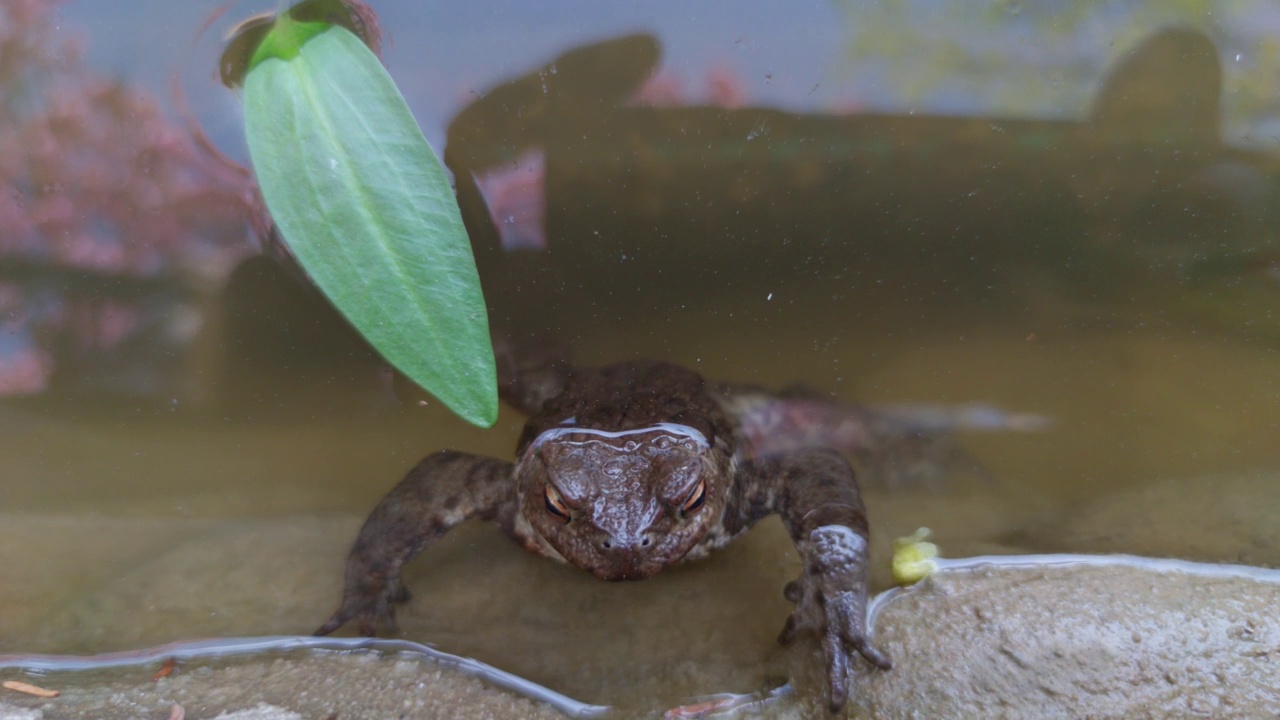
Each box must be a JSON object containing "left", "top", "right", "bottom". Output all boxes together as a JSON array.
[
  {"left": 2, "top": 679, "right": 59, "bottom": 698},
  {"left": 153, "top": 656, "right": 177, "bottom": 681},
  {"left": 892, "top": 527, "right": 940, "bottom": 585}
]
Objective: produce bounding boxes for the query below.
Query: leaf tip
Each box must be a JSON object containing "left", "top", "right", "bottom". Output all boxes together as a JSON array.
[{"left": 453, "top": 379, "right": 500, "bottom": 429}]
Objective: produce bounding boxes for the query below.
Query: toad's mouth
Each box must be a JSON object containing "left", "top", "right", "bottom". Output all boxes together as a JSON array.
[{"left": 587, "top": 558, "right": 664, "bottom": 582}]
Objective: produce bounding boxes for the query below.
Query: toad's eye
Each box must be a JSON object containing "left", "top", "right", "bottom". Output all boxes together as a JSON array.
[
  {"left": 681, "top": 478, "right": 706, "bottom": 515},
  {"left": 544, "top": 486, "right": 570, "bottom": 522}
]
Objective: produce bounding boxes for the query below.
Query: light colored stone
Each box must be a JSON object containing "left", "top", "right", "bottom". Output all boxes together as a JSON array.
[
  {"left": 212, "top": 704, "right": 303, "bottom": 720},
  {"left": 843, "top": 560, "right": 1280, "bottom": 719},
  {"left": 0, "top": 653, "right": 566, "bottom": 720},
  {"left": 0, "top": 703, "right": 42, "bottom": 720}
]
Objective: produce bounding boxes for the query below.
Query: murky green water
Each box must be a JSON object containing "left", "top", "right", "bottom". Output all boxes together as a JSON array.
[{"left": 3, "top": 1, "right": 1279, "bottom": 716}]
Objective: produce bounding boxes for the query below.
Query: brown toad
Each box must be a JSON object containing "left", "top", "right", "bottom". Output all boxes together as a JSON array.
[{"left": 317, "top": 357, "right": 907, "bottom": 711}]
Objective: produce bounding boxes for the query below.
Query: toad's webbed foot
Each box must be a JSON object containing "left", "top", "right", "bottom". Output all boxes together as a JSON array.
[
  {"left": 314, "top": 451, "right": 517, "bottom": 638},
  {"left": 314, "top": 576, "right": 408, "bottom": 637},
  {"left": 730, "top": 449, "right": 891, "bottom": 710},
  {"left": 779, "top": 525, "right": 891, "bottom": 713}
]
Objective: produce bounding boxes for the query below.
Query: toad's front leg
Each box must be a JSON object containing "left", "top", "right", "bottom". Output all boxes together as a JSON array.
[
  {"left": 315, "top": 450, "right": 516, "bottom": 637},
  {"left": 738, "top": 448, "right": 891, "bottom": 712}
]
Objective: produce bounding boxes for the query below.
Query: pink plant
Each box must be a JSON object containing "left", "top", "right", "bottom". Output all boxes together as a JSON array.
[{"left": 0, "top": 0, "right": 257, "bottom": 396}]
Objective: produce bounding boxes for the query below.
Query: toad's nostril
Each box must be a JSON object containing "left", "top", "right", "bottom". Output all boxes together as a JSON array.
[{"left": 598, "top": 531, "right": 654, "bottom": 552}]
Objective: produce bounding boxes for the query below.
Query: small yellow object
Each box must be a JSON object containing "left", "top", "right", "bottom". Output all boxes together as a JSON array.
[{"left": 892, "top": 527, "right": 940, "bottom": 585}]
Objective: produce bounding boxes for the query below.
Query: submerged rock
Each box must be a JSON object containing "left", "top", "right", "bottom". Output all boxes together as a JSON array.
[
  {"left": 1020, "top": 472, "right": 1280, "bottom": 566},
  {"left": 0, "top": 653, "right": 566, "bottom": 720}
]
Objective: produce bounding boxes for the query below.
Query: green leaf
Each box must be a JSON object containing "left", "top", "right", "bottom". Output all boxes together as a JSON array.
[{"left": 243, "top": 20, "right": 497, "bottom": 427}]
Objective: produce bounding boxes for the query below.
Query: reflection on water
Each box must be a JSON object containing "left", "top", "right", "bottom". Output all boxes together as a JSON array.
[
  {"left": 0, "top": 1, "right": 254, "bottom": 399},
  {"left": 2, "top": 0, "right": 1280, "bottom": 715},
  {"left": 455, "top": 27, "right": 1279, "bottom": 344}
]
